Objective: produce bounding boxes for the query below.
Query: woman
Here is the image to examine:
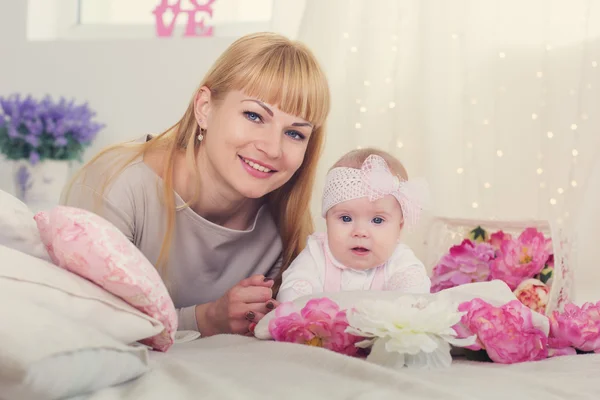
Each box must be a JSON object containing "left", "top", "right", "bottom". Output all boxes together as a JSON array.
[{"left": 62, "top": 32, "right": 330, "bottom": 337}]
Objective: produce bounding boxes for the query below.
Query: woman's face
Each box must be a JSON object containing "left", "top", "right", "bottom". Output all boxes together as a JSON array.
[{"left": 195, "top": 88, "right": 314, "bottom": 200}]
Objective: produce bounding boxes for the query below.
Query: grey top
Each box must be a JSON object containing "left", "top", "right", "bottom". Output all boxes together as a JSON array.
[{"left": 62, "top": 136, "right": 283, "bottom": 331}]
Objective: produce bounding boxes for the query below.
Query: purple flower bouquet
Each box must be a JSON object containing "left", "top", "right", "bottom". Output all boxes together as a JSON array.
[{"left": 0, "top": 94, "right": 104, "bottom": 164}]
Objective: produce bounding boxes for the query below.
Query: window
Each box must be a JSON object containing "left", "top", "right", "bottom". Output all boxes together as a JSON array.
[{"left": 27, "top": 0, "right": 277, "bottom": 41}]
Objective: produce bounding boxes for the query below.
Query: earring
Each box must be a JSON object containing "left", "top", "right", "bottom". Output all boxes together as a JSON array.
[{"left": 197, "top": 126, "right": 205, "bottom": 142}]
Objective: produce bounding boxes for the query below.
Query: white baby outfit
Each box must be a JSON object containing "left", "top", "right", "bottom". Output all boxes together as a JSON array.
[{"left": 277, "top": 233, "right": 431, "bottom": 303}]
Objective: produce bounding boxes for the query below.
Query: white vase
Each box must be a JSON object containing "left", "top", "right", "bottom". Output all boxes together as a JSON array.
[{"left": 13, "top": 159, "right": 71, "bottom": 213}]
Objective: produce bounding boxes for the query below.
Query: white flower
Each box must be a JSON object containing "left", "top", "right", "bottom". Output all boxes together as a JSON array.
[{"left": 346, "top": 296, "right": 476, "bottom": 369}]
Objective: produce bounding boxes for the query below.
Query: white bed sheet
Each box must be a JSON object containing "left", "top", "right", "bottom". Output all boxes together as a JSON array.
[{"left": 82, "top": 335, "right": 600, "bottom": 400}]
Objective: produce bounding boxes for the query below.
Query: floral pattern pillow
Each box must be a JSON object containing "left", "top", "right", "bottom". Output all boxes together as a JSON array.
[{"left": 34, "top": 206, "right": 177, "bottom": 352}]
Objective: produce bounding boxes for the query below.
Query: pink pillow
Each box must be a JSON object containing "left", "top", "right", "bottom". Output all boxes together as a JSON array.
[{"left": 34, "top": 206, "right": 177, "bottom": 352}]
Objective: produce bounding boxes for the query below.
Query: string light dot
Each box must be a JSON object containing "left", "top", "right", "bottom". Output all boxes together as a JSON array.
[
  {"left": 356, "top": 145, "right": 363, "bottom": 149},
  {"left": 391, "top": 46, "right": 398, "bottom": 52},
  {"left": 356, "top": 99, "right": 361, "bottom": 104},
  {"left": 571, "top": 123, "right": 578, "bottom": 130},
  {"left": 547, "top": 131, "right": 554, "bottom": 139},
  {"left": 570, "top": 89, "right": 576, "bottom": 96},
  {"left": 452, "top": 33, "right": 458, "bottom": 39},
  {"left": 536, "top": 71, "right": 544, "bottom": 78},
  {"left": 350, "top": 46, "right": 358, "bottom": 52},
  {"left": 572, "top": 149, "right": 579, "bottom": 157},
  {"left": 385, "top": 77, "right": 392, "bottom": 84},
  {"left": 457, "top": 167, "right": 464, "bottom": 174},
  {"left": 466, "top": 142, "right": 473, "bottom": 149},
  {"left": 359, "top": 106, "right": 367, "bottom": 113},
  {"left": 571, "top": 180, "right": 578, "bottom": 187},
  {"left": 532, "top": 113, "right": 538, "bottom": 120},
  {"left": 472, "top": 202, "right": 479, "bottom": 209},
  {"left": 342, "top": 32, "right": 349, "bottom": 39},
  {"left": 549, "top": 198, "right": 557, "bottom": 205},
  {"left": 537, "top": 168, "right": 544, "bottom": 175},
  {"left": 483, "top": 119, "right": 489, "bottom": 125},
  {"left": 484, "top": 182, "right": 491, "bottom": 189},
  {"left": 396, "top": 140, "right": 404, "bottom": 149},
  {"left": 499, "top": 52, "right": 506, "bottom": 58},
  {"left": 355, "top": 123, "right": 362, "bottom": 129},
  {"left": 557, "top": 218, "right": 563, "bottom": 224},
  {"left": 546, "top": 44, "right": 552, "bottom": 51},
  {"left": 557, "top": 188, "right": 564, "bottom": 194},
  {"left": 496, "top": 150, "right": 503, "bottom": 157},
  {"left": 389, "top": 102, "right": 396, "bottom": 109},
  {"left": 471, "top": 98, "right": 478, "bottom": 105},
  {"left": 588, "top": 83, "right": 593, "bottom": 89},
  {"left": 593, "top": 61, "right": 598, "bottom": 68},
  {"left": 582, "top": 113, "right": 589, "bottom": 120},
  {"left": 364, "top": 80, "right": 371, "bottom": 87},
  {"left": 391, "top": 34, "right": 398, "bottom": 41},
  {"left": 540, "top": 182, "right": 546, "bottom": 188}
]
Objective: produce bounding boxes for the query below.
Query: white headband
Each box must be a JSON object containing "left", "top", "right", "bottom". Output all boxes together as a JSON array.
[{"left": 321, "top": 154, "right": 430, "bottom": 228}]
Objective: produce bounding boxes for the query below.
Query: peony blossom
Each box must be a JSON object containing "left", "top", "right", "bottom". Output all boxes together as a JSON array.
[
  {"left": 345, "top": 296, "right": 476, "bottom": 368},
  {"left": 489, "top": 228, "right": 551, "bottom": 290},
  {"left": 268, "top": 298, "right": 362, "bottom": 356},
  {"left": 489, "top": 230, "right": 512, "bottom": 250},
  {"left": 430, "top": 239, "right": 495, "bottom": 293},
  {"left": 453, "top": 298, "right": 549, "bottom": 364},
  {"left": 513, "top": 278, "right": 550, "bottom": 314},
  {"left": 549, "top": 301, "right": 600, "bottom": 354}
]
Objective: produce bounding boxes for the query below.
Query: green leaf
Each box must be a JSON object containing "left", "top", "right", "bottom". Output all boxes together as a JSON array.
[{"left": 469, "top": 226, "right": 488, "bottom": 242}]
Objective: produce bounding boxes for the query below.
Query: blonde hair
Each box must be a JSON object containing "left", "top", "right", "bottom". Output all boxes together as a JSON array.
[
  {"left": 64, "top": 32, "right": 330, "bottom": 293},
  {"left": 331, "top": 147, "right": 408, "bottom": 180}
]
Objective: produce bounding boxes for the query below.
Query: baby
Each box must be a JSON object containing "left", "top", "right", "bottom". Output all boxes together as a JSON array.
[{"left": 277, "top": 148, "right": 431, "bottom": 302}]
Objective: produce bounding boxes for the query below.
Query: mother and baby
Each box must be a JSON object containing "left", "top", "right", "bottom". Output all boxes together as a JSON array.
[{"left": 62, "top": 32, "right": 431, "bottom": 338}]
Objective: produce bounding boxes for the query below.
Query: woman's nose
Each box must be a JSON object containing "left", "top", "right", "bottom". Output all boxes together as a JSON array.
[{"left": 255, "top": 128, "right": 282, "bottom": 159}]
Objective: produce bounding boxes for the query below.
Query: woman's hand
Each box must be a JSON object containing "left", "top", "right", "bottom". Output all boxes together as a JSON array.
[{"left": 195, "top": 275, "right": 278, "bottom": 336}]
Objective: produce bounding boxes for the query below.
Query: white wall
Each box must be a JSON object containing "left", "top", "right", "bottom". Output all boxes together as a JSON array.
[
  {"left": 2, "top": 1, "right": 598, "bottom": 304},
  {"left": 0, "top": 1, "right": 234, "bottom": 195}
]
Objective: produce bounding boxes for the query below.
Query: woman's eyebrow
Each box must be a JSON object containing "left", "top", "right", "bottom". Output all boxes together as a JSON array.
[
  {"left": 242, "top": 99, "right": 313, "bottom": 127},
  {"left": 241, "top": 99, "right": 273, "bottom": 117}
]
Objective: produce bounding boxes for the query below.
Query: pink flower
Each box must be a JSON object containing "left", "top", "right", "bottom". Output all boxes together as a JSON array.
[
  {"left": 490, "top": 228, "right": 551, "bottom": 290},
  {"left": 549, "top": 301, "right": 600, "bottom": 354},
  {"left": 513, "top": 278, "right": 550, "bottom": 314},
  {"left": 453, "top": 298, "right": 549, "bottom": 364},
  {"left": 268, "top": 298, "right": 362, "bottom": 356},
  {"left": 489, "top": 230, "right": 512, "bottom": 250},
  {"left": 430, "top": 239, "right": 495, "bottom": 293}
]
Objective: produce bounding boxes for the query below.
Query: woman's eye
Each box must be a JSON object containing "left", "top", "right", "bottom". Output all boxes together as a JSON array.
[
  {"left": 285, "top": 130, "right": 306, "bottom": 141},
  {"left": 341, "top": 216, "right": 352, "bottom": 223},
  {"left": 372, "top": 217, "right": 384, "bottom": 224},
  {"left": 243, "top": 111, "right": 263, "bottom": 123}
]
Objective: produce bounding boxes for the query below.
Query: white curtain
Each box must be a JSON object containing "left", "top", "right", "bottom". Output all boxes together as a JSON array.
[{"left": 291, "top": 0, "right": 600, "bottom": 303}]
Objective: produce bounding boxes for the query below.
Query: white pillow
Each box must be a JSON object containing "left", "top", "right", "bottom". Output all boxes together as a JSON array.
[
  {"left": 0, "top": 296, "right": 150, "bottom": 400},
  {"left": 0, "top": 244, "right": 164, "bottom": 345},
  {"left": 0, "top": 189, "right": 51, "bottom": 262},
  {"left": 255, "top": 280, "right": 549, "bottom": 339}
]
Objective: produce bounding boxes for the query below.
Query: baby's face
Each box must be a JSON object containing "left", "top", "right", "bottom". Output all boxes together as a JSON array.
[{"left": 325, "top": 195, "right": 403, "bottom": 270}]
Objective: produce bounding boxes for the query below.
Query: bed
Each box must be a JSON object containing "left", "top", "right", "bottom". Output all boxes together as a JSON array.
[
  {"left": 1, "top": 189, "right": 599, "bottom": 400},
  {"left": 82, "top": 335, "right": 600, "bottom": 400}
]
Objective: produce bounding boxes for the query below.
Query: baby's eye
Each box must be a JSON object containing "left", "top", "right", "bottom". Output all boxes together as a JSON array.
[
  {"left": 372, "top": 217, "right": 384, "bottom": 224},
  {"left": 341, "top": 215, "right": 352, "bottom": 223}
]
